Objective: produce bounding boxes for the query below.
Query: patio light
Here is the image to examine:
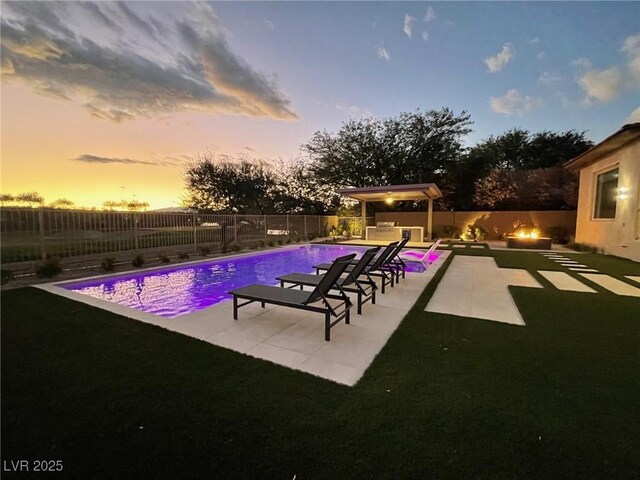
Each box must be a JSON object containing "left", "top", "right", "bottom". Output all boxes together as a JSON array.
[
  {"left": 616, "top": 186, "right": 629, "bottom": 200},
  {"left": 385, "top": 195, "right": 394, "bottom": 205}
]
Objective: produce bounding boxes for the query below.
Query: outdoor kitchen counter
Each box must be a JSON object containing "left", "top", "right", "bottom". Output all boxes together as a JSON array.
[{"left": 365, "top": 226, "right": 424, "bottom": 242}]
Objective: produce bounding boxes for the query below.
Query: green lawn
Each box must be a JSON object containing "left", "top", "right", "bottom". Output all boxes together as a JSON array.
[{"left": 2, "top": 250, "right": 639, "bottom": 478}]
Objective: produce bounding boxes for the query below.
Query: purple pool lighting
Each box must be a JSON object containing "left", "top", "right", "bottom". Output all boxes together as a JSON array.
[
  {"left": 62, "top": 245, "right": 426, "bottom": 318},
  {"left": 402, "top": 250, "right": 441, "bottom": 263}
]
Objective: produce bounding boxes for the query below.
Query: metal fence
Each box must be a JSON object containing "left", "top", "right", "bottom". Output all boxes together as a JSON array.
[
  {"left": 0, "top": 208, "right": 342, "bottom": 268},
  {"left": 332, "top": 216, "right": 375, "bottom": 237}
]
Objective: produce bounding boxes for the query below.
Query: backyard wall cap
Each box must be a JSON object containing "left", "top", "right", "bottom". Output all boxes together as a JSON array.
[{"left": 565, "top": 122, "right": 640, "bottom": 171}]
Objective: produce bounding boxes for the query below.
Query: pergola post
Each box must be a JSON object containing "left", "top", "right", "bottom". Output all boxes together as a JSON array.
[
  {"left": 361, "top": 200, "right": 367, "bottom": 239},
  {"left": 427, "top": 198, "right": 434, "bottom": 241}
]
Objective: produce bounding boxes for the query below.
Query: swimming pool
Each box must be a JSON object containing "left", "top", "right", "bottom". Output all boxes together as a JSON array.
[{"left": 62, "top": 245, "right": 426, "bottom": 318}]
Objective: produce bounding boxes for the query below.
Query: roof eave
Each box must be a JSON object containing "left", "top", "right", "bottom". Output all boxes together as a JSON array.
[{"left": 565, "top": 123, "right": 640, "bottom": 171}]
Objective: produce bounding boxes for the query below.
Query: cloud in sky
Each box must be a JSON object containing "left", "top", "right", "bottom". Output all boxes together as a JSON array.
[
  {"left": 578, "top": 67, "right": 625, "bottom": 103},
  {"left": 377, "top": 47, "right": 391, "bottom": 61},
  {"left": 627, "top": 107, "right": 640, "bottom": 123},
  {"left": 490, "top": 89, "right": 539, "bottom": 116},
  {"left": 403, "top": 14, "right": 416, "bottom": 38},
  {"left": 71, "top": 154, "right": 162, "bottom": 166},
  {"left": 335, "top": 102, "right": 372, "bottom": 119},
  {"left": 571, "top": 57, "right": 593, "bottom": 70},
  {"left": 529, "top": 37, "right": 540, "bottom": 44},
  {"left": 538, "top": 71, "right": 563, "bottom": 85},
  {"left": 0, "top": 1, "right": 297, "bottom": 122},
  {"left": 576, "top": 33, "right": 640, "bottom": 104},
  {"left": 421, "top": 31, "right": 429, "bottom": 42},
  {"left": 484, "top": 44, "right": 515, "bottom": 73},
  {"left": 424, "top": 6, "right": 436, "bottom": 22}
]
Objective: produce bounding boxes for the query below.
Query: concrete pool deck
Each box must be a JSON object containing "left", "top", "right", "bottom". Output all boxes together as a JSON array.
[{"left": 38, "top": 251, "right": 450, "bottom": 387}]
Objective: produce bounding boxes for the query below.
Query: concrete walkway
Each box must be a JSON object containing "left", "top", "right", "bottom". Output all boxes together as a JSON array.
[{"left": 425, "top": 256, "right": 540, "bottom": 325}]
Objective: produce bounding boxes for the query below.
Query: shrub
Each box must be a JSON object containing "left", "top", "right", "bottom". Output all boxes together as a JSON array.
[
  {"left": 286, "top": 238, "right": 292, "bottom": 244},
  {"left": 132, "top": 254, "right": 145, "bottom": 268},
  {"left": 197, "top": 245, "right": 211, "bottom": 256},
  {"left": 295, "top": 237, "right": 301, "bottom": 243},
  {"left": 177, "top": 251, "right": 190, "bottom": 260},
  {"left": 571, "top": 242, "right": 598, "bottom": 253},
  {"left": 442, "top": 225, "right": 461, "bottom": 239},
  {"left": 158, "top": 253, "right": 170, "bottom": 264},
  {"left": 544, "top": 226, "right": 570, "bottom": 244},
  {"left": 258, "top": 240, "right": 266, "bottom": 248},
  {"left": 100, "top": 257, "right": 117, "bottom": 272},
  {"left": 228, "top": 241, "right": 242, "bottom": 252},
  {"left": 267, "top": 240, "right": 275, "bottom": 247},
  {"left": 1, "top": 269, "right": 14, "bottom": 285},
  {"left": 36, "top": 257, "right": 62, "bottom": 278},
  {"left": 277, "top": 240, "right": 284, "bottom": 246},
  {"left": 307, "top": 233, "right": 316, "bottom": 241},
  {"left": 460, "top": 224, "right": 487, "bottom": 242}
]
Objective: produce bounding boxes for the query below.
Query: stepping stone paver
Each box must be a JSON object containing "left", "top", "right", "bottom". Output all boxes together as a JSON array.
[
  {"left": 538, "top": 271, "right": 597, "bottom": 293},
  {"left": 426, "top": 256, "right": 527, "bottom": 325},
  {"left": 578, "top": 273, "right": 640, "bottom": 297}
]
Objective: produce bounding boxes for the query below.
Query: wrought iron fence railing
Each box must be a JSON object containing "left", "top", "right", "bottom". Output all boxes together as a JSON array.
[{"left": 0, "top": 208, "right": 345, "bottom": 267}]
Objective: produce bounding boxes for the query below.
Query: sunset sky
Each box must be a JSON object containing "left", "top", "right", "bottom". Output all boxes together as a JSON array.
[{"left": 1, "top": 1, "right": 639, "bottom": 209}]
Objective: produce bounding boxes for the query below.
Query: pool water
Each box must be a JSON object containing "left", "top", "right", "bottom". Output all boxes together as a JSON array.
[{"left": 63, "top": 245, "right": 426, "bottom": 318}]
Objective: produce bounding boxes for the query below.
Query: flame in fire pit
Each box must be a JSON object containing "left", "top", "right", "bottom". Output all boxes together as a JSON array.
[{"left": 511, "top": 226, "right": 541, "bottom": 239}]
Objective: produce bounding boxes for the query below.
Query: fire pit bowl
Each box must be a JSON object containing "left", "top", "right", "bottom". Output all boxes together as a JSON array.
[{"left": 506, "top": 226, "right": 552, "bottom": 250}]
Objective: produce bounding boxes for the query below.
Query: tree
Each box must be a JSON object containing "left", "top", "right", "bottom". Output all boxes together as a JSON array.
[
  {"left": 474, "top": 166, "right": 579, "bottom": 210},
  {"left": 0, "top": 194, "right": 15, "bottom": 206},
  {"left": 184, "top": 153, "right": 279, "bottom": 214},
  {"left": 458, "top": 128, "right": 592, "bottom": 210},
  {"left": 49, "top": 198, "right": 75, "bottom": 209},
  {"left": 14, "top": 192, "right": 45, "bottom": 207},
  {"left": 101, "top": 199, "right": 149, "bottom": 211},
  {"left": 303, "top": 108, "right": 473, "bottom": 208},
  {"left": 473, "top": 169, "right": 518, "bottom": 209},
  {"left": 272, "top": 158, "right": 341, "bottom": 214}
]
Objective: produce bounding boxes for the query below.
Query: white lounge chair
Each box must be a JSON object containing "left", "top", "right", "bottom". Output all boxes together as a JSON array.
[{"left": 398, "top": 239, "right": 441, "bottom": 265}]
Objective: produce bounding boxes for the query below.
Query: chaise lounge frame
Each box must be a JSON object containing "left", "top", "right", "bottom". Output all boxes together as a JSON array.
[{"left": 229, "top": 253, "right": 356, "bottom": 341}]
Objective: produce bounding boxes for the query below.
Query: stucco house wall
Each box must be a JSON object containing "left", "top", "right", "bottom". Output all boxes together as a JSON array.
[{"left": 573, "top": 139, "right": 640, "bottom": 261}]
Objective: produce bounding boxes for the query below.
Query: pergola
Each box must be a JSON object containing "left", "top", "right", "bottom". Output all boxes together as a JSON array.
[{"left": 337, "top": 183, "right": 443, "bottom": 241}]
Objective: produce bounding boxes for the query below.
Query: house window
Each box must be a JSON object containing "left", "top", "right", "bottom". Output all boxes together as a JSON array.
[{"left": 593, "top": 168, "right": 618, "bottom": 219}]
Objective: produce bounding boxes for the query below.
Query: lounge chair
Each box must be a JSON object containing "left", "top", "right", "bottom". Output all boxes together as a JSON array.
[
  {"left": 314, "top": 242, "right": 398, "bottom": 294},
  {"left": 276, "top": 247, "right": 380, "bottom": 315},
  {"left": 380, "top": 237, "right": 410, "bottom": 282},
  {"left": 398, "top": 239, "right": 441, "bottom": 265},
  {"left": 228, "top": 253, "right": 356, "bottom": 341}
]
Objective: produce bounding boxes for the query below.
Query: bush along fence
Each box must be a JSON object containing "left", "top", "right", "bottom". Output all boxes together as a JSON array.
[{"left": 0, "top": 209, "right": 353, "bottom": 269}]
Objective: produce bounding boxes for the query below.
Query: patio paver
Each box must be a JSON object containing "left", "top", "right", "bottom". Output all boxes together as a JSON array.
[
  {"left": 425, "top": 256, "right": 529, "bottom": 325},
  {"left": 162, "top": 251, "right": 451, "bottom": 386},
  {"left": 538, "top": 271, "right": 596, "bottom": 293},
  {"left": 578, "top": 273, "right": 640, "bottom": 297}
]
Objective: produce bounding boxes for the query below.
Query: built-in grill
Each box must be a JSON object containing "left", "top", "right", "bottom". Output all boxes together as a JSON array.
[{"left": 375, "top": 221, "right": 396, "bottom": 233}]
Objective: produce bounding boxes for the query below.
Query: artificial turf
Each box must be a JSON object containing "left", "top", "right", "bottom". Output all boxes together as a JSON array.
[{"left": 2, "top": 251, "right": 639, "bottom": 479}]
